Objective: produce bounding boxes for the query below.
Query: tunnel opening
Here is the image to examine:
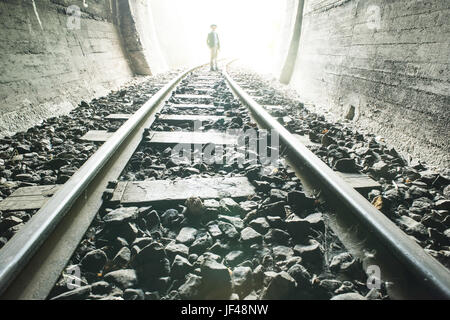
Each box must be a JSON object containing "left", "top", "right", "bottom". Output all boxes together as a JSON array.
[
  {"left": 345, "top": 105, "right": 356, "bottom": 121},
  {"left": 0, "top": 0, "right": 449, "bottom": 301}
]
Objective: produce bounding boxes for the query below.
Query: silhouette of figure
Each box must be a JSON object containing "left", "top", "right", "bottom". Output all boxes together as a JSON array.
[{"left": 207, "top": 24, "right": 220, "bottom": 71}]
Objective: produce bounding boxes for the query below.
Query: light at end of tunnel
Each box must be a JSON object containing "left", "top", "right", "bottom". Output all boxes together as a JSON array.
[{"left": 150, "top": 0, "right": 285, "bottom": 73}]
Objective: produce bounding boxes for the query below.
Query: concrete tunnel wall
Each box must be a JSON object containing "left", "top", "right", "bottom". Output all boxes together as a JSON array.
[
  {"left": 286, "top": 0, "right": 450, "bottom": 168},
  {"left": 0, "top": 0, "right": 167, "bottom": 138}
]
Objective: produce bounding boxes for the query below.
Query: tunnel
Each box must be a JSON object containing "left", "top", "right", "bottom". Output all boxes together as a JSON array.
[
  {"left": 0, "top": 0, "right": 449, "bottom": 302},
  {"left": 1, "top": 0, "right": 448, "bottom": 168}
]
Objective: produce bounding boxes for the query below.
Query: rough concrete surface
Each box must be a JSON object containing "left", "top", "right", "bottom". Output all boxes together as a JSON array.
[
  {"left": 0, "top": 0, "right": 169, "bottom": 138},
  {"left": 288, "top": 0, "right": 450, "bottom": 168}
]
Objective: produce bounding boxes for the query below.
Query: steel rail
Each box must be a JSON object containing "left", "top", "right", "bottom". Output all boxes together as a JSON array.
[
  {"left": 224, "top": 69, "right": 450, "bottom": 299},
  {"left": 0, "top": 64, "right": 204, "bottom": 297}
]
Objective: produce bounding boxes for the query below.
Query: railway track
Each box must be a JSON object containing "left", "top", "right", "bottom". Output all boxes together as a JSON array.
[{"left": 0, "top": 62, "right": 449, "bottom": 300}]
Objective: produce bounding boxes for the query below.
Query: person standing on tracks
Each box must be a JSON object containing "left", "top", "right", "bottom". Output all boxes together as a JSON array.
[{"left": 207, "top": 24, "right": 220, "bottom": 71}]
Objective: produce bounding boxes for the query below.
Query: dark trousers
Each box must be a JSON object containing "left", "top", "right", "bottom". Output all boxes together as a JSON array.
[{"left": 210, "top": 47, "right": 218, "bottom": 70}]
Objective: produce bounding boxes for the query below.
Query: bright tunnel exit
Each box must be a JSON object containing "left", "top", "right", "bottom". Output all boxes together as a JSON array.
[{"left": 149, "top": 0, "right": 287, "bottom": 73}]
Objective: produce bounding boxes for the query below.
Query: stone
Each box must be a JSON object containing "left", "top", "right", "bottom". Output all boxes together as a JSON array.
[
  {"left": 253, "top": 180, "right": 271, "bottom": 193},
  {"left": 50, "top": 285, "right": 91, "bottom": 300},
  {"left": 171, "top": 255, "right": 193, "bottom": 279},
  {"left": 185, "top": 197, "right": 205, "bottom": 218},
  {"left": 230, "top": 293, "right": 240, "bottom": 300},
  {"left": 104, "top": 269, "right": 138, "bottom": 290},
  {"left": 396, "top": 216, "right": 427, "bottom": 238},
  {"left": 334, "top": 158, "right": 357, "bottom": 173},
  {"left": 133, "top": 242, "right": 170, "bottom": 278},
  {"left": 435, "top": 200, "right": 450, "bottom": 211},
  {"left": 16, "top": 144, "right": 31, "bottom": 154},
  {"left": 145, "top": 291, "right": 161, "bottom": 300},
  {"left": 123, "top": 289, "right": 145, "bottom": 300},
  {"left": 198, "top": 252, "right": 222, "bottom": 264},
  {"left": 132, "top": 237, "right": 153, "bottom": 249},
  {"left": 225, "top": 250, "right": 245, "bottom": 267},
  {"left": 287, "top": 264, "right": 311, "bottom": 288},
  {"left": 0, "top": 237, "right": 7, "bottom": 249},
  {"left": 444, "top": 228, "right": 450, "bottom": 241},
  {"left": 372, "top": 161, "right": 389, "bottom": 177},
  {"left": 240, "top": 227, "right": 262, "bottom": 245},
  {"left": 146, "top": 210, "right": 161, "bottom": 228},
  {"left": 260, "top": 272, "right": 297, "bottom": 300},
  {"left": 428, "top": 228, "right": 448, "bottom": 245},
  {"left": 218, "top": 221, "right": 239, "bottom": 240},
  {"left": 239, "top": 200, "right": 259, "bottom": 213},
  {"left": 188, "top": 254, "right": 199, "bottom": 264},
  {"left": 365, "top": 288, "right": 383, "bottom": 300},
  {"left": 266, "top": 216, "right": 285, "bottom": 229},
  {"left": 103, "top": 207, "right": 138, "bottom": 224},
  {"left": 259, "top": 201, "right": 286, "bottom": 218},
  {"left": 208, "top": 242, "right": 229, "bottom": 256},
  {"left": 91, "top": 281, "right": 112, "bottom": 296},
  {"left": 272, "top": 246, "right": 294, "bottom": 260},
  {"left": 245, "top": 165, "right": 262, "bottom": 181},
  {"left": 161, "top": 208, "right": 183, "bottom": 227},
  {"left": 99, "top": 295, "right": 124, "bottom": 300},
  {"left": 0, "top": 216, "right": 23, "bottom": 232},
  {"left": 218, "top": 215, "right": 244, "bottom": 230},
  {"left": 443, "top": 185, "right": 450, "bottom": 199},
  {"left": 220, "top": 198, "right": 244, "bottom": 216},
  {"left": 270, "top": 189, "right": 287, "bottom": 202},
  {"left": 252, "top": 265, "right": 264, "bottom": 288},
  {"left": 207, "top": 223, "right": 223, "bottom": 238},
  {"left": 432, "top": 175, "right": 450, "bottom": 189},
  {"left": 134, "top": 242, "right": 167, "bottom": 262},
  {"left": 329, "top": 252, "right": 355, "bottom": 272},
  {"left": 154, "top": 277, "right": 171, "bottom": 293},
  {"left": 319, "top": 279, "right": 342, "bottom": 293},
  {"left": 117, "top": 222, "right": 138, "bottom": 244},
  {"left": 285, "top": 213, "right": 324, "bottom": 240},
  {"left": 165, "top": 242, "right": 189, "bottom": 260},
  {"left": 293, "top": 239, "right": 324, "bottom": 265},
  {"left": 322, "top": 134, "right": 337, "bottom": 147},
  {"left": 4, "top": 223, "right": 24, "bottom": 239},
  {"left": 243, "top": 209, "right": 259, "bottom": 224},
  {"left": 243, "top": 292, "right": 259, "bottom": 300},
  {"left": 232, "top": 266, "right": 253, "bottom": 298},
  {"left": 249, "top": 217, "right": 270, "bottom": 234},
  {"left": 178, "top": 274, "right": 203, "bottom": 300},
  {"left": 330, "top": 292, "right": 367, "bottom": 300},
  {"left": 15, "top": 173, "right": 38, "bottom": 182},
  {"left": 200, "top": 259, "right": 232, "bottom": 299},
  {"left": 335, "top": 281, "right": 356, "bottom": 295},
  {"left": 280, "top": 256, "right": 303, "bottom": 270},
  {"left": 176, "top": 227, "right": 198, "bottom": 245},
  {"left": 80, "top": 249, "right": 107, "bottom": 273},
  {"left": 287, "top": 190, "right": 315, "bottom": 210},
  {"left": 190, "top": 232, "right": 213, "bottom": 254},
  {"left": 264, "top": 228, "right": 291, "bottom": 245},
  {"left": 111, "top": 247, "right": 131, "bottom": 269},
  {"left": 204, "top": 199, "right": 221, "bottom": 211}
]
